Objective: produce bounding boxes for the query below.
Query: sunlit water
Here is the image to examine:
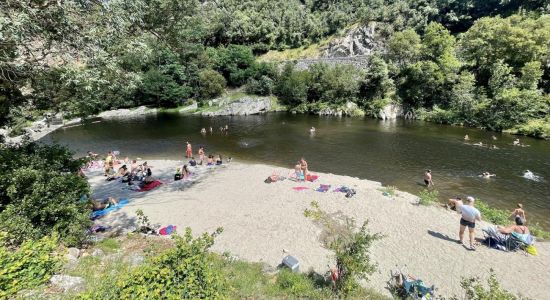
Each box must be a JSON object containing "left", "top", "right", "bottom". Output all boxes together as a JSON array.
[{"left": 42, "top": 113, "right": 550, "bottom": 228}]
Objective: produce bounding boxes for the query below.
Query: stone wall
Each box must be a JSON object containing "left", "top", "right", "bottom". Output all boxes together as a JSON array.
[{"left": 291, "top": 55, "right": 370, "bottom": 71}]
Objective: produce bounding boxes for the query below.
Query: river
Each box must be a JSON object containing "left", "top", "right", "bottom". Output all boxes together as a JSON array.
[{"left": 41, "top": 113, "right": 550, "bottom": 228}]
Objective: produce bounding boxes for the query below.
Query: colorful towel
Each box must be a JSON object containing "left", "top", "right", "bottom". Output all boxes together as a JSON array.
[
  {"left": 293, "top": 186, "right": 310, "bottom": 191},
  {"left": 307, "top": 175, "right": 319, "bottom": 182},
  {"left": 91, "top": 199, "right": 129, "bottom": 219},
  {"left": 316, "top": 184, "right": 331, "bottom": 192},
  {"left": 138, "top": 180, "right": 162, "bottom": 192},
  {"left": 159, "top": 225, "right": 177, "bottom": 235}
]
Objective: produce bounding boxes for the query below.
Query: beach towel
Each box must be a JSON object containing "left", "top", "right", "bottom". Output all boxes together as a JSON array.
[
  {"left": 138, "top": 180, "right": 162, "bottom": 192},
  {"left": 159, "top": 225, "right": 177, "bottom": 235},
  {"left": 316, "top": 184, "right": 331, "bottom": 192},
  {"left": 91, "top": 199, "right": 129, "bottom": 220},
  {"left": 307, "top": 175, "right": 319, "bottom": 182},
  {"left": 293, "top": 186, "right": 310, "bottom": 191}
]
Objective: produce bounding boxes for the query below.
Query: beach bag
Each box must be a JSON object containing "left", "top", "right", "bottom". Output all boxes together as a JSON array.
[{"left": 525, "top": 245, "right": 538, "bottom": 256}]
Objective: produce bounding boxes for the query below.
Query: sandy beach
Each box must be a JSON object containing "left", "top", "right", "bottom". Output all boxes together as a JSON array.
[{"left": 87, "top": 160, "right": 550, "bottom": 299}]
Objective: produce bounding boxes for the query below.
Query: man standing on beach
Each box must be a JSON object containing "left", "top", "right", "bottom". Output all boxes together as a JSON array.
[{"left": 458, "top": 196, "right": 481, "bottom": 251}]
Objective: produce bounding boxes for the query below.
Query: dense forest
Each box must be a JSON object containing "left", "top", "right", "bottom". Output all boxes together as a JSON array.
[{"left": 1, "top": 0, "right": 549, "bottom": 137}]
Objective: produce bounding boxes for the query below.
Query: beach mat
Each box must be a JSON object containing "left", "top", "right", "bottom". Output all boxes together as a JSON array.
[
  {"left": 138, "top": 180, "right": 162, "bottom": 192},
  {"left": 91, "top": 199, "right": 129, "bottom": 219},
  {"left": 293, "top": 186, "right": 310, "bottom": 191}
]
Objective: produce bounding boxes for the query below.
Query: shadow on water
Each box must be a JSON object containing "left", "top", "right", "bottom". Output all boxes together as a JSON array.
[{"left": 42, "top": 113, "right": 550, "bottom": 229}]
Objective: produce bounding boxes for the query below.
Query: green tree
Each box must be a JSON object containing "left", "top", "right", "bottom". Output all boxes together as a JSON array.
[
  {"left": 198, "top": 69, "right": 227, "bottom": 99},
  {"left": 519, "top": 61, "right": 543, "bottom": 90},
  {"left": 274, "top": 64, "right": 309, "bottom": 106},
  {"left": 387, "top": 29, "right": 422, "bottom": 67},
  {"left": 449, "top": 71, "right": 478, "bottom": 125}
]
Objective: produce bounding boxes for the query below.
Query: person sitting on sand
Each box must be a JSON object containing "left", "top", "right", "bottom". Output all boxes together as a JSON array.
[
  {"left": 292, "top": 164, "right": 304, "bottom": 181},
  {"left": 447, "top": 197, "right": 463, "bottom": 213},
  {"left": 479, "top": 172, "right": 496, "bottom": 178},
  {"left": 497, "top": 217, "right": 529, "bottom": 235},
  {"left": 189, "top": 157, "right": 197, "bottom": 167},
  {"left": 458, "top": 196, "right": 481, "bottom": 251},
  {"left": 104, "top": 161, "right": 115, "bottom": 177},
  {"left": 91, "top": 197, "right": 119, "bottom": 211},
  {"left": 130, "top": 160, "right": 139, "bottom": 174},
  {"left": 207, "top": 155, "right": 214, "bottom": 166},
  {"left": 511, "top": 204, "right": 527, "bottom": 224},
  {"left": 300, "top": 158, "right": 309, "bottom": 177},
  {"left": 216, "top": 155, "right": 223, "bottom": 165},
  {"left": 117, "top": 165, "right": 129, "bottom": 177},
  {"left": 143, "top": 168, "right": 155, "bottom": 184},
  {"left": 424, "top": 170, "right": 433, "bottom": 187},
  {"left": 464, "top": 135, "right": 469, "bottom": 141}
]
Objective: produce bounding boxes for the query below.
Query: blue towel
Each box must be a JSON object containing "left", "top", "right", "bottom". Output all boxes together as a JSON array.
[{"left": 91, "top": 199, "right": 129, "bottom": 219}]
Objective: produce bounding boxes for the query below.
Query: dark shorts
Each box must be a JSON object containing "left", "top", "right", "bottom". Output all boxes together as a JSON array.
[
  {"left": 424, "top": 179, "right": 429, "bottom": 185},
  {"left": 460, "top": 218, "right": 476, "bottom": 228}
]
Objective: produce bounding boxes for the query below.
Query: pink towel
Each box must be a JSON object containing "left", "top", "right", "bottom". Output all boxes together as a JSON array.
[{"left": 293, "top": 186, "right": 310, "bottom": 191}]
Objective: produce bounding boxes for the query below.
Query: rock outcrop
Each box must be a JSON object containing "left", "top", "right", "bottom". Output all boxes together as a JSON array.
[
  {"left": 97, "top": 106, "right": 157, "bottom": 119},
  {"left": 50, "top": 275, "right": 86, "bottom": 292},
  {"left": 201, "top": 96, "right": 272, "bottom": 116},
  {"left": 378, "top": 103, "right": 403, "bottom": 120},
  {"left": 323, "top": 23, "right": 380, "bottom": 58}
]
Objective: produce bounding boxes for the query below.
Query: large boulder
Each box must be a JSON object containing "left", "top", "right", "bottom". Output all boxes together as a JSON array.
[
  {"left": 50, "top": 275, "right": 85, "bottom": 292},
  {"left": 379, "top": 103, "right": 403, "bottom": 120},
  {"left": 202, "top": 96, "right": 272, "bottom": 116},
  {"left": 98, "top": 106, "right": 157, "bottom": 119}
]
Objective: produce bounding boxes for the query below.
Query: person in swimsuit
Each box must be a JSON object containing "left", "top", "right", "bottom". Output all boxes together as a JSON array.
[
  {"left": 511, "top": 203, "right": 527, "bottom": 224},
  {"left": 513, "top": 138, "right": 520, "bottom": 146},
  {"left": 207, "top": 155, "right": 214, "bottom": 166},
  {"left": 464, "top": 135, "right": 469, "bottom": 141},
  {"left": 497, "top": 217, "right": 529, "bottom": 235},
  {"left": 200, "top": 128, "right": 206, "bottom": 134},
  {"left": 91, "top": 197, "right": 119, "bottom": 211},
  {"left": 300, "top": 158, "right": 309, "bottom": 177},
  {"left": 198, "top": 146, "right": 205, "bottom": 163},
  {"left": 447, "top": 197, "right": 463, "bottom": 212},
  {"left": 186, "top": 142, "right": 193, "bottom": 158},
  {"left": 423, "top": 170, "right": 433, "bottom": 187},
  {"left": 189, "top": 157, "right": 197, "bottom": 167},
  {"left": 458, "top": 196, "right": 481, "bottom": 250},
  {"left": 480, "top": 172, "right": 496, "bottom": 178}
]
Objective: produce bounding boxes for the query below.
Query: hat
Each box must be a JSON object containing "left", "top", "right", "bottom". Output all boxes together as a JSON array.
[{"left": 466, "top": 196, "right": 475, "bottom": 203}]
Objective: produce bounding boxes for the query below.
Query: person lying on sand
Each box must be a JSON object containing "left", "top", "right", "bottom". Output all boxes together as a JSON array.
[
  {"left": 497, "top": 217, "right": 529, "bottom": 235},
  {"left": 511, "top": 203, "right": 527, "bottom": 224},
  {"left": 91, "top": 197, "right": 119, "bottom": 211}
]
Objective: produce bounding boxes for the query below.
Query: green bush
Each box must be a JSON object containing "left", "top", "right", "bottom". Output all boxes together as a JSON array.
[
  {"left": 198, "top": 69, "right": 226, "bottom": 99},
  {"left": 245, "top": 75, "right": 274, "bottom": 96},
  {"left": 83, "top": 227, "right": 226, "bottom": 299},
  {"left": 460, "top": 270, "right": 519, "bottom": 300},
  {"left": 475, "top": 200, "right": 510, "bottom": 226},
  {"left": 0, "top": 233, "right": 61, "bottom": 298},
  {"left": 0, "top": 143, "right": 91, "bottom": 246},
  {"left": 418, "top": 189, "right": 439, "bottom": 206},
  {"left": 275, "top": 269, "right": 316, "bottom": 297},
  {"left": 511, "top": 117, "right": 550, "bottom": 139}
]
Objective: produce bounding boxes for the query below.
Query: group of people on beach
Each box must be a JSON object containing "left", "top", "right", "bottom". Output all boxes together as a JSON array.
[
  {"left": 98, "top": 151, "right": 157, "bottom": 187},
  {"left": 447, "top": 197, "right": 529, "bottom": 251}
]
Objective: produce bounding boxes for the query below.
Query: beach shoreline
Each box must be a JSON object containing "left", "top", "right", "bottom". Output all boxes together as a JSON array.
[{"left": 87, "top": 159, "right": 550, "bottom": 299}]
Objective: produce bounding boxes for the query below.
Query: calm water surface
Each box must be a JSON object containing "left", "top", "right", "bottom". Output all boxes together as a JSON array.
[{"left": 42, "top": 113, "right": 550, "bottom": 228}]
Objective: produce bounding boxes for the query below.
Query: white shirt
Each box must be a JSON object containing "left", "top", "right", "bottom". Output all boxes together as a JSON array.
[{"left": 460, "top": 204, "right": 481, "bottom": 222}]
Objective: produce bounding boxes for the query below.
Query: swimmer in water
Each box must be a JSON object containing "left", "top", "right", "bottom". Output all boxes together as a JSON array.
[
  {"left": 479, "top": 172, "right": 496, "bottom": 179},
  {"left": 473, "top": 141, "right": 484, "bottom": 147},
  {"left": 492, "top": 135, "right": 497, "bottom": 140},
  {"left": 513, "top": 138, "right": 520, "bottom": 146},
  {"left": 464, "top": 135, "right": 469, "bottom": 141},
  {"left": 310, "top": 127, "right": 316, "bottom": 133},
  {"left": 200, "top": 128, "right": 206, "bottom": 134}
]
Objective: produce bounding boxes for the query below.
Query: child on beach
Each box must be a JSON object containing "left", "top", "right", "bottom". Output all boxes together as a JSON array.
[{"left": 186, "top": 142, "right": 193, "bottom": 158}]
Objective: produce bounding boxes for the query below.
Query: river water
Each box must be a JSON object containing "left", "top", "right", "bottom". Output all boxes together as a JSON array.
[{"left": 41, "top": 113, "right": 550, "bottom": 228}]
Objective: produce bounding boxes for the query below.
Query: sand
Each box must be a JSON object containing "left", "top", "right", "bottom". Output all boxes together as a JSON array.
[{"left": 87, "top": 160, "right": 550, "bottom": 299}]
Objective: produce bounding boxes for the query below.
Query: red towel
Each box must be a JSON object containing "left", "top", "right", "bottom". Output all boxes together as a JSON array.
[{"left": 138, "top": 180, "right": 162, "bottom": 192}]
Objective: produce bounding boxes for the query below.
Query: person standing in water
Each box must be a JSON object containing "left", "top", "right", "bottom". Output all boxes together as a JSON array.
[
  {"left": 424, "top": 170, "right": 434, "bottom": 187},
  {"left": 186, "top": 142, "right": 193, "bottom": 158},
  {"left": 464, "top": 135, "right": 469, "bottom": 141},
  {"left": 511, "top": 203, "right": 526, "bottom": 224}
]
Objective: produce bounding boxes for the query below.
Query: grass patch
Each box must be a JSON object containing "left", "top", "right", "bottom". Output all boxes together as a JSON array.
[
  {"left": 378, "top": 186, "right": 397, "bottom": 197},
  {"left": 95, "top": 238, "right": 120, "bottom": 253},
  {"left": 418, "top": 189, "right": 439, "bottom": 206}
]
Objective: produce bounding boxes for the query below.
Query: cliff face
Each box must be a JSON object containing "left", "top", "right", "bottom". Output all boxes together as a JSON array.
[{"left": 290, "top": 23, "right": 383, "bottom": 71}]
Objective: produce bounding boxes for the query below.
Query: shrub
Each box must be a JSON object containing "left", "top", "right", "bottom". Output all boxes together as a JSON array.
[
  {"left": 245, "top": 75, "right": 274, "bottom": 96},
  {"left": 0, "top": 233, "right": 61, "bottom": 298},
  {"left": 0, "top": 143, "right": 91, "bottom": 246},
  {"left": 460, "top": 269, "right": 519, "bottom": 299},
  {"left": 83, "top": 227, "right": 226, "bottom": 299},
  {"left": 198, "top": 69, "right": 226, "bottom": 99},
  {"left": 511, "top": 117, "right": 550, "bottom": 139},
  {"left": 275, "top": 269, "right": 316, "bottom": 297},
  {"left": 475, "top": 200, "right": 510, "bottom": 226},
  {"left": 418, "top": 189, "right": 439, "bottom": 206}
]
